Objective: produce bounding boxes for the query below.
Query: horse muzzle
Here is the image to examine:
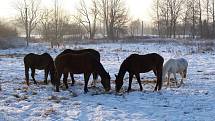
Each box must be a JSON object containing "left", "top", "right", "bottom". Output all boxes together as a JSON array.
[{"left": 105, "top": 87, "right": 111, "bottom": 92}]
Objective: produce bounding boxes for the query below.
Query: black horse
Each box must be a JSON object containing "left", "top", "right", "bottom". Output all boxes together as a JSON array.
[
  {"left": 56, "top": 49, "right": 100, "bottom": 85},
  {"left": 24, "top": 53, "right": 56, "bottom": 86},
  {"left": 55, "top": 52, "right": 110, "bottom": 92},
  {"left": 115, "top": 53, "right": 164, "bottom": 92}
]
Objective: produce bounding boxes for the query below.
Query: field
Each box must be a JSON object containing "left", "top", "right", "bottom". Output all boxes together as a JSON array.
[{"left": 0, "top": 42, "right": 215, "bottom": 121}]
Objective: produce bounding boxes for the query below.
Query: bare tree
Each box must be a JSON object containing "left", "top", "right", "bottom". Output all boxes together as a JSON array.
[
  {"left": 39, "top": 1, "right": 70, "bottom": 48},
  {"left": 129, "top": 19, "right": 141, "bottom": 37},
  {"left": 40, "top": 8, "right": 53, "bottom": 42},
  {"left": 75, "top": 0, "right": 99, "bottom": 39},
  {"left": 212, "top": 0, "right": 215, "bottom": 37},
  {"left": 198, "top": 0, "right": 203, "bottom": 38},
  {"left": 14, "top": 0, "right": 41, "bottom": 46},
  {"left": 48, "top": 0, "right": 70, "bottom": 48},
  {"left": 98, "top": 0, "right": 128, "bottom": 39},
  {"left": 181, "top": 0, "right": 192, "bottom": 38}
]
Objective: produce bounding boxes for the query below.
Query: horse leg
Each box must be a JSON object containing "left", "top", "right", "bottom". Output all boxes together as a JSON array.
[
  {"left": 25, "top": 66, "right": 30, "bottom": 86},
  {"left": 154, "top": 68, "right": 162, "bottom": 91},
  {"left": 153, "top": 69, "right": 157, "bottom": 76},
  {"left": 84, "top": 73, "right": 91, "bottom": 93},
  {"left": 63, "top": 72, "right": 69, "bottom": 89},
  {"left": 127, "top": 73, "right": 133, "bottom": 92},
  {"left": 135, "top": 73, "right": 143, "bottom": 91},
  {"left": 91, "top": 73, "right": 98, "bottom": 87},
  {"left": 184, "top": 69, "right": 187, "bottom": 78},
  {"left": 31, "top": 68, "right": 37, "bottom": 84},
  {"left": 70, "top": 72, "right": 75, "bottom": 86},
  {"left": 167, "top": 72, "right": 171, "bottom": 88},
  {"left": 173, "top": 72, "right": 177, "bottom": 86},
  {"left": 44, "top": 69, "right": 49, "bottom": 84},
  {"left": 179, "top": 72, "right": 184, "bottom": 87},
  {"left": 157, "top": 68, "right": 163, "bottom": 91},
  {"left": 56, "top": 72, "right": 63, "bottom": 92}
]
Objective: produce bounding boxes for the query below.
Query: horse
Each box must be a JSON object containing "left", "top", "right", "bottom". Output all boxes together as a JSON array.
[
  {"left": 54, "top": 52, "right": 110, "bottom": 92},
  {"left": 24, "top": 53, "right": 56, "bottom": 86},
  {"left": 115, "top": 53, "right": 164, "bottom": 92},
  {"left": 162, "top": 58, "right": 188, "bottom": 87},
  {"left": 55, "top": 49, "right": 100, "bottom": 86}
]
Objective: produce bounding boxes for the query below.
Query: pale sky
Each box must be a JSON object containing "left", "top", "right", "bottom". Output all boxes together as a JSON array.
[{"left": 0, "top": 0, "right": 153, "bottom": 23}]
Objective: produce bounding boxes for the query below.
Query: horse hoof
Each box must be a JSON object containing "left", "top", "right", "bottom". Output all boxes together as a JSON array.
[
  {"left": 56, "top": 88, "right": 60, "bottom": 92},
  {"left": 84, "top": 89, "right": 88, "bottom": 93},
  {"left": 84, "top": 91, "right": 88, "bottom": 94}
]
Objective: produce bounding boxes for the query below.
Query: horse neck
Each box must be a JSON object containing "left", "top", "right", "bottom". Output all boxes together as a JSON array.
[
  {"left": 117, "top": 61, "right": 127, "bottom": 80},
  {"left": 94, "top": 61, "right": 107, "bottom": 79}
]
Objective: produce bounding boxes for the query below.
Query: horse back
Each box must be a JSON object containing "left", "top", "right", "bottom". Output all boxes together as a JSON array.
[
  {"left": 55, "top": 52, "right": 97, "bottom": 74},
  {"left": 24, "top": 53, "right": 53, "bottom": 69},
  {"left": 125, "top": 53, "right": 164, "bottom": 73},
  {"left": 176, "top": 58, "right": 188, "bottom": 70},
  {"left": 57, "top": 49, "right": 100, "bottom": 61}
]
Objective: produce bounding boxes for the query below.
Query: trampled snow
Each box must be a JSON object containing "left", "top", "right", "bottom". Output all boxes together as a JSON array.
[{"left": 0, "top": 42, "right": 214, "bottom": 121}]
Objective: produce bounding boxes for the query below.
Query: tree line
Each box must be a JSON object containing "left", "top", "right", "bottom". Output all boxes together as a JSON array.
[
  {"left": 13, "top": 0, "right": 131, "bottom": 47},
  {"left": 3, "top": 0, "right": 215, "bottom": 47},
  {"left": 153, "top": 0, "right": 215, "bottom": 39}
]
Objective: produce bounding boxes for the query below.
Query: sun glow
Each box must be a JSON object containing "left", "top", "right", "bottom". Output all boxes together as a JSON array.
[
  {"left": 0, "top": 0, "right": 153, "bottom": 23},
  {"left": 127, "top": 0, "right": 153, "bottom": 23}
]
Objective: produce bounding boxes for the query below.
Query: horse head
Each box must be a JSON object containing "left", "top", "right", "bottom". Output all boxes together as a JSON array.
[{"left": 115, "top": 74, "right": 123, "bottom": 92}]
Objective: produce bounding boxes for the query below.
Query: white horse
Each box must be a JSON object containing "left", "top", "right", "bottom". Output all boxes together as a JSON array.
[{"left": 162, "top": 58, "right": 188, "bottom": 87}]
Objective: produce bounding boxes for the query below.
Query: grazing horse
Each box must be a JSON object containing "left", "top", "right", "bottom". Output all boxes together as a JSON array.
[
  {"left": 54, "top": 52, "right": 110, "bottom": 92},
  {"left": 162, "top": 58, "right": 188, "bottom": 87},
  {"left": 115, "top": 53, "right": 164, "bottom": 92},
  {"left": 56, "top": 49, "right": 100, "bottom": 85},
  {"left": 24, "top": 53, "right": 56, "bottom": 86}
]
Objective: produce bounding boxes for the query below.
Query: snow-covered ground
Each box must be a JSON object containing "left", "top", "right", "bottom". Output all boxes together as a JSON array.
[{"left": 0, "top": 42, "right": 215, "bottom": 121}]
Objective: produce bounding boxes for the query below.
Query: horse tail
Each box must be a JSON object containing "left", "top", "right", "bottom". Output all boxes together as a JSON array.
[
  {"left": 162, "top": 63, "right": 167, "bottom": 82},
  {"left": 49, "top": 67, "right": 56, "bottom": 86},
  {"left": 49, "top": 59, "right": 57, "bottom": 86}
]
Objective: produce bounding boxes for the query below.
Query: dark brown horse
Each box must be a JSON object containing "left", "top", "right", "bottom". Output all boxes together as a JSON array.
[
  {"left": 24, "top": 53, "right": 56, "bottom": 86},
  {"left": 56, "top": 49, "right": 100, "bottom": 85},
  {"left": 115, "top": 53, "right": 164, "bottom": 92},
  {"left": 55, "top": 52, "right": 110, "bottom": 92}
]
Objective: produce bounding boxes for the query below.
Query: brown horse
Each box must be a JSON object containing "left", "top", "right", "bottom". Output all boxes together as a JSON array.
[
  {"left": 56, "top": 49, "right": 100, "bottom": 85},
  {"left": 55, "top": 52, "right": 110, "bottom": 92},
  {"left": 115, "top": 53, "right": 164, "bottom": 92},
  {"left": 24, "top": 53, "right": 56, "bottom": 86}
]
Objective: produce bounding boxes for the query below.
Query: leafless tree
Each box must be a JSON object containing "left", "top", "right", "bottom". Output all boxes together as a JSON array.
[
  {"left": 129, "top": 19, "right": 141, "bottom": 36},
  {"left": 39, "top": 1, "right": 70, "bottom": 48},
  {"left": 75, "top": 0, "right": 99, "bottom": 39},
  {"left": 14, "top": 0, "right": 41, "bottom": 46},
  {"left": 98, "top": 0, "right": 128, "bottom": 39}
]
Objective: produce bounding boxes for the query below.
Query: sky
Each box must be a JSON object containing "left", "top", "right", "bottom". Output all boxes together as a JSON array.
[{"left": 0, "top": 0, "right": 153, "bottom": 23}]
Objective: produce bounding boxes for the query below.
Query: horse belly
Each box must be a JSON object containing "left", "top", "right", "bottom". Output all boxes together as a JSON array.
[{"left": 65, "top": 66, "right": 92, "bottom": 74}]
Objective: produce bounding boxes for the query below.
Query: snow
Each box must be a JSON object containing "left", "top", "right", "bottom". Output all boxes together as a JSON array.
[{"left": 0, "top": 42, "right": 215, "bottom": 121}]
